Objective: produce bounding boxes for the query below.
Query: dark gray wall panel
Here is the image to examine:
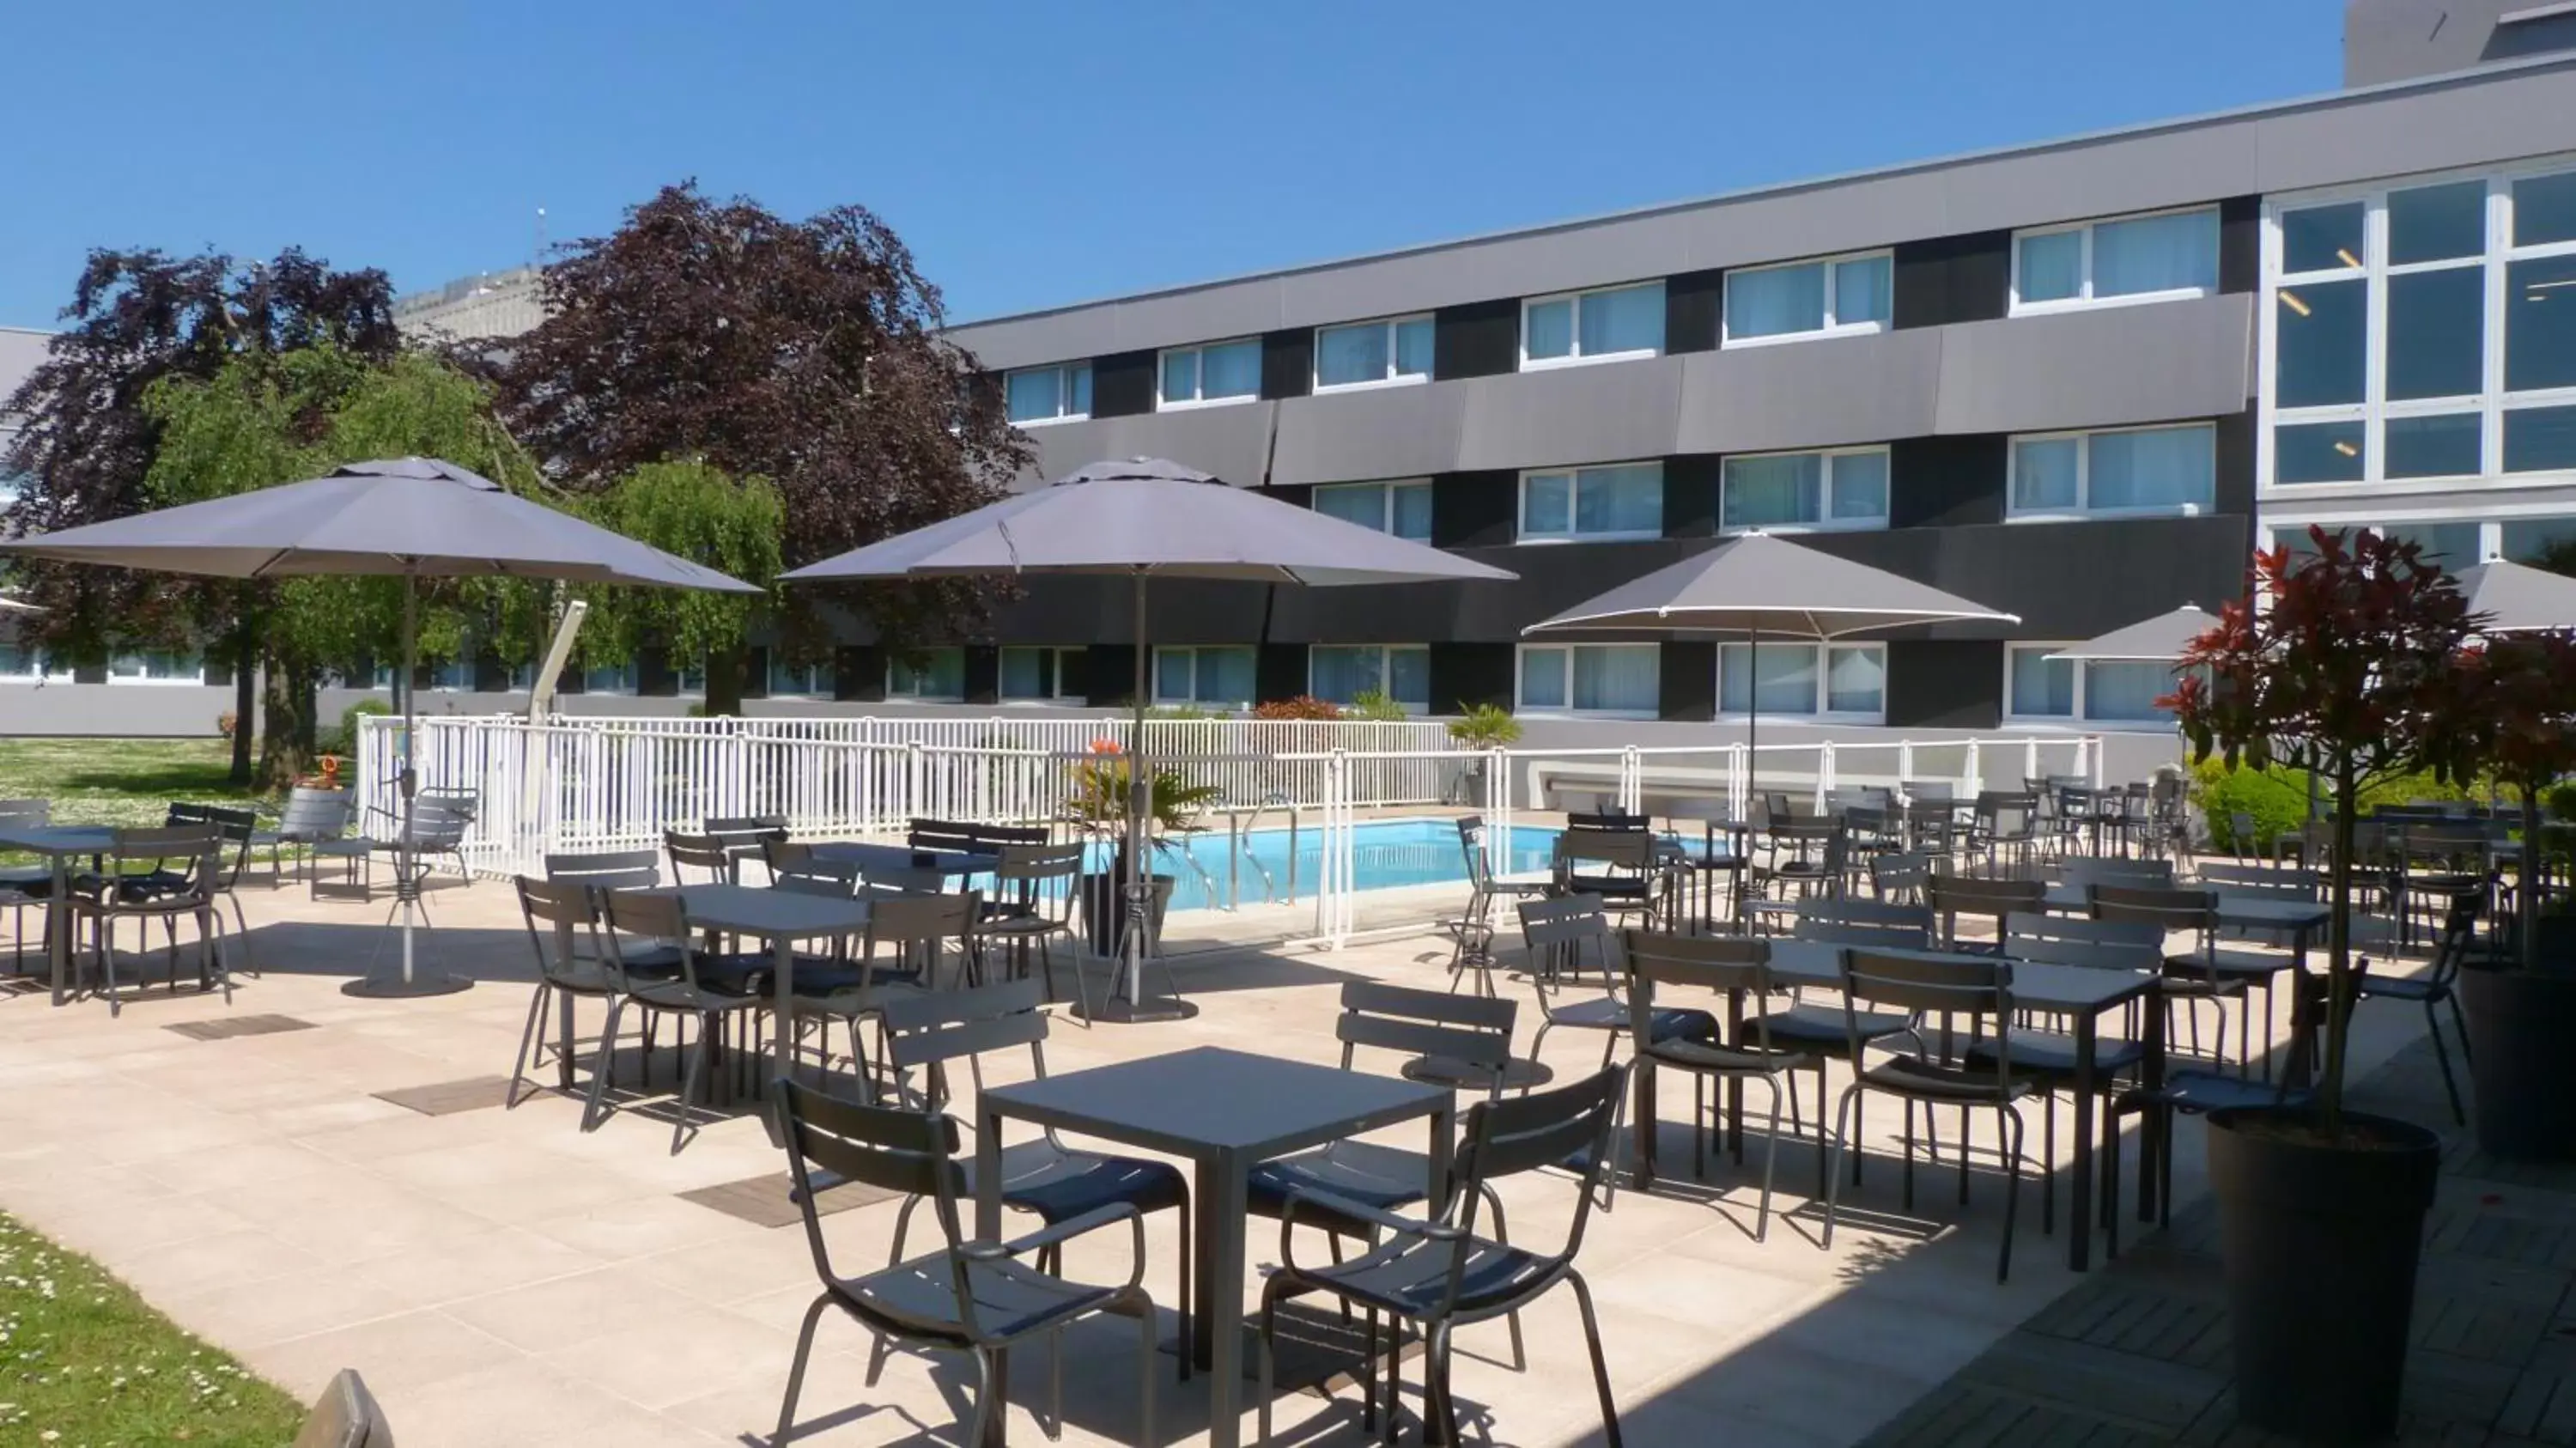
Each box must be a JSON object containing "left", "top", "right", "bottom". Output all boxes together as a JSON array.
[
  {"left": 1257, "top": 643, "right": 1305, "bottom": 703},
  {"left": 1789, "top": 518, "right": 2251, "bottom": 637},
  {"left": 835, "top": 647, "right": 886, "bottom": 702},
  {"left": 2219, "top": 196, "right": 2261, "bottom": 295},
  {"left": 1434, "top": 300, "right": 1520, "bottom": 380},
  {"left": 1088, "top": 644, "right": 1139, "bottom": 707},
  {"left": 1667, "top": 270, "right": 1724, "bottom": 353},
  {"left": 2215, "top": 409, "right": 2257, "bottom": 518},
  {"left": 1931, "top": 295, "right": 2254, "bottom": 435},
  {"left": 1893, "top": 231, "right": 2011, "bottom": 330},
  {"left": 1431, "top": 642, "right": 1515, "bottom": 713},
  {"left": 1261, "top": 330, "right": 1313, "bottom": 400},
  {"left": 1889, "top": 435, "right": 2008, "bottom": 529},
  {"left": 1273, "top": 384, "right": 1466, "bottom": 486},
  {"left": 963, "top": 646, "right": 999, "bottom": 705},
  {"left": 1455, "top": 359, "right": 1685, "bottom": 472},
  {"left": 1093, "top": 350, "right": 1157, "bottom": 417},
  {"left": 1015, "top": 404, "right": 1279, "bottom": 489},
  {"left": 1663, "top": 454, "right": 1722, "bottom": 538},
  {"left": 1676, "top": 331, "right": 1942, "bottom": 454},
  {"left": 1887, "top": 641, "right": 2003, "bottom": 729},
  {"left": 1659, "top": 641, "right": 1716, "bottom": 721},
  {"left": 1433, "top": 472, "right": 1519, "bottom": 549}
]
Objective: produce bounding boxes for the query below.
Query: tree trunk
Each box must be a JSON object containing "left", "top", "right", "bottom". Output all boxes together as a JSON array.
[
  {"left": 704, "top": 645, "right": 747, "bottom": 717},
  {"left": 2321, "top": 758, "right": 2359, "bottom": 1131},
  {"left": 228, "top": 605, "right": 257, "bottom": 786},
  {"left": 2524, "top": 786, "right": 2546, "bottom": 971},
  {"left": 258, "top": 650, "right": 316, "bottom": 790}
]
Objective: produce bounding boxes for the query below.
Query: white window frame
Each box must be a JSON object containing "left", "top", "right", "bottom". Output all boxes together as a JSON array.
[
  {"left": 1151, "top": 646, "right": 1255, "bottom": 709},
  {"left": 765, "top": 659, "right": 832, "bottom": 698},
  {"left": 1003, "top": 362, "right": 1091, "bottom": 427},
  {"left": 1156, "top": 338, "right": 1263, "bottom": 410},
  {"left": 2008, "top": 204, "right": 2222, "bottom": 317},
  {"left": 2261, "top": 154, "right": 2576, "bottom": 502},
  {"left": 1518, "top": 282, "right": 1666, "bottom": 371},
  {"left": 2004, "top": 642, "right": 2191, "bottom": 731},
  {"left": 1312, "top": 479, "right": 1434, "bottom": 541},
  {"left": 1513, "top": 642, "right": 1659, "bottom": 720},
  {"left": 105, "top": 648, "right": 205, "bottom": 687},
  {"left": 1717, "top": 446, "right": 1893, "bottom": 534},
  {"left": 0, "top": 642, "right": 70, "bottom": 683},
  {"left": 1312, "top": 314, "right": 1434, "bottom": 392},
  {"left": 2251, "top": 506, "right": 2576, "bottom": 569},
  {"left": 1719, "top": 249, "right": 1894, "bottom": 349},
  {"left": 1516, "top": 462, "right": 1664, "bottom": 544},
  {"left": 2005, "top": 422, "right": 2217, "bottom": 522},
  {"left": 999, "top": 646, "right": 1084, "bottom": 703},
  {"left": 580, "top": 662, "right": 639, "bottom": 696},
  {"left": 1305, "top": 643, "right": 1431, "bottom": 714},
  {"left": 1713, "top": 642, "right": 1886, "bottom": 723},
  {"left": 885, "top": 647, "right": 967, "bottom": 703}
]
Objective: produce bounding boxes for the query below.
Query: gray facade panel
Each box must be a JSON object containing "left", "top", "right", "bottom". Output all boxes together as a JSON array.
[
  {"left": 1930, "top": 294, "right": 2255, "bottom": 435},
  {"left": 1272, "top": 385, "right": 1467, "bottom": 486},
  {"left": 1454, "top": 360, "right": 1686, "bottom": 472},
  {"left": 1675, "top": 331, "right": 1944, "bottom": 454},
  {"left": 1011, "top": 403, "right": 1278, "bottom": 488},
  {"left": 946, "top": 61, "right": 2576, "bottom": 373}
]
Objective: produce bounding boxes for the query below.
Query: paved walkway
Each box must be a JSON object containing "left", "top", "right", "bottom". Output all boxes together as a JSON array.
[{"left": 1857, "top": 1034, "right": 2576, "bottom": 1448}]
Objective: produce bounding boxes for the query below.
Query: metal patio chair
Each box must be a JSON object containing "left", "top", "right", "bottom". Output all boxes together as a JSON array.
[
  {"left": 591, "top": 888, "right": 769, "bottom": 1153},
  {"left": 256, "top": 786, "right": 353, "bottom": 885},
  {"left": 64, "top": 824, "right": 229, "bottom": 1016}
]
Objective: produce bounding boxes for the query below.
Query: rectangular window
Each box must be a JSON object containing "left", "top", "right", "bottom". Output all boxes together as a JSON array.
[
  {"left": 1313, "top": 480, "right": 1434, "bottom": 542},
  {"left": 886, "top": 648, "right": 966, "bottom": 701},
  {"left": 1716, "top": 643, "right": 1884, "bottom": 720},
  {"left": 2008, "top": 424, "right": 2215, "bottom": 519},
  {"left": 2012, "top": 208, "right": 2219, "bottom": 313},
  {"left": 999, "top": 646, "right": 1084, "bottom": 702},
  {"left": 1517, "top": 463, "right": 1663, "bottom": 542},
  {"left": 1521, "top": 282, "right": 1665, "bottom": 368},
  {"left": 106, "top": 648, "right": 204, "bottom": 685},
  {"left": 1004, "top": 362, "right": 1091, "bottom": 425},
  {"left": 1157, "top": 339, "right": 1262, "bottom": 408},
  {"left": 582, "top": 662, "right": 638, "bottom": 695},
  {"left": 424, "top": 659, "right": 473, "bottom": 692},
  {"left": 766, "top": 658, "right": 835, "bottom": 697},
  {"left": 2007, "top": 644, "right": 2177, "bottom": 725},
  {"left": 2007, "top": 646, "right": 2076, "bottom": 719},
  {"left": 1719, "top": 448, "right": 1890, "bottom": 532},
  {"left": 0, "top": 644, "right": 69, "bottom": 682},
  {"left": 1516, "top": 643, "right": 1658, "bottom": 716},
  {"left": 1722, "top": 252, "right": 1892, "bottom": 344},
  {"left": 1152, "top": 646, "right": 1254, "bottom": 708},
  {"left": 1314, "top": 315, "right": 1433, "bottom": 390},
  {"left": 1308, "top": 645, "right": 1430, "bottom": 709}
]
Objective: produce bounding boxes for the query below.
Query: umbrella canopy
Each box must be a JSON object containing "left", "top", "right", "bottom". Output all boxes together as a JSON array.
[
  {"left": 0, "top": 457, "right": 761, "bottom": 593},
  {"left": 781, "top": 457, "right": 1515, "bottom": 587},
  {"left": 2048, "top": 605, "right": 2222, "bottom": 662},
  {"left": 2457, "top": 558, "right": 2576, "bottom": 633},
  {"left": 1523, "top": 532, "right": 2018, "bottom": 638}
]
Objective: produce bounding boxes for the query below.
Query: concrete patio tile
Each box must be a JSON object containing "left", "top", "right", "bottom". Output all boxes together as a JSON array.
[
  {"left": 536, "top": 1300, "right": 800, "bottom": 1410},
  {"left": 133, "top": 1137, "right": 343, "bottom": 1195},
  {"left": 348, "top": 1225, "right": 609, "bottom": 1310},
  {"left": 243, "top": 1306, "right": 525, "bottom": 1405},
  {"left": 525, "top": 1189, "right": 774, "bottom": 1262},
  {"left": 157, "top": 1260, "right": 419, "bottom": 1352},
  {"left": 111, "top": 1226, "right": 327, "bottom": 1300},
  {"left": 443, "top": 1264, "right": 720, "bottom": 1354},
  {"left": 368, "top": 1355, "right": 722, "bottom": 1448},
  {"left": 629, "top": 1226, "right": 835, "bottom": 1309}
]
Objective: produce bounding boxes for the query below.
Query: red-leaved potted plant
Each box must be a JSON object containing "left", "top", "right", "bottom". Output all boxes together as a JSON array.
[{"left": 2166, "top": 526, "right": 2479, "bottom": 1439}]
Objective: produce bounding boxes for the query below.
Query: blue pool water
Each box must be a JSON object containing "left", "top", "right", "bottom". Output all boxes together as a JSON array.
[{"left": 1146, "top": 818, "right": 1562, "bottom": 913}]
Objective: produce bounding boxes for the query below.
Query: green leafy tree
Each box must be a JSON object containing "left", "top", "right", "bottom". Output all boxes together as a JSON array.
[
  {"left": 576, "top": 459, "right": 783, "bottom": 708},
  {"left": 2456, "top": 632, "right": 2576, "bottom": 967}
]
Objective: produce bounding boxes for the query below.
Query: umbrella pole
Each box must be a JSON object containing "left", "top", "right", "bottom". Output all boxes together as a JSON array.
[
  {"left": 348, "top": 564, "right": 470, "bottom": 998},
  {"left": 1087, "top": 567, "right": 1189, "bottom": 1023}
]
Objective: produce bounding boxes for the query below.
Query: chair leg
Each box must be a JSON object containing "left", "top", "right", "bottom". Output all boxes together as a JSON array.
[
  {"left": 1822, "top": 1086, "right": 1861, "bottom": 1249},
  {"left": 2425, "top": 997, "right": 2466, "bottom": 1127},
  {"left": 2449, "top": 991, "right": 2474, "bottom": 1066},
  {"left": 964, "top": 1348, "right": 998, "bottom": 1448},
  {"left": 772, "top": 1291, "right": 831, "bottom": 1445},
  {"left": 1174, "top": 1202, "right": 1192, "bottom": 1384},
  {"left": 2040, "top": 1088, "right": 2057, "bottom": 1236},
  {"left": 508, "top": 982, "right": 551, "bottom": 1109},
  {"left": 1256, "top": 1283, "right": 1282, "bottom": 1445},
  {"left": 671, "top": 1013, "right": 714, "bottom": 1154},
  {"left": 581, "top": 996, "right": 625, "bottom": 1132},
  {"left": 1998, "top": 1105, "right": 2027, "bottom": 1285},
  {"left": 1755, "top": 1074, "right": 1784, "bottom": 1244},
  {"left": 1133, "top": 1287, "right": 1157, "bottom": 1448},
  {"left": 225, "top": 892, "right": 257, "bottom": 977},
  {"left": 1568, "top": 1269, "right": 1623, "bottom": 1448}
]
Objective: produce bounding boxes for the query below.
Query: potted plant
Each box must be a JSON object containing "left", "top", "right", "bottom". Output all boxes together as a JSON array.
[
  {"left": 1444, "top": 703, "right": 1522, "bottom": 804},
  {"left": 1066, "top": 739, "right": 1218, "bottom": 954},
  {"left": 2452, "top": 630, "right": 2576, "bottom": 1158},
  {"left": 2168, "top": 526, "right": 2476, "bottom": 1441}
]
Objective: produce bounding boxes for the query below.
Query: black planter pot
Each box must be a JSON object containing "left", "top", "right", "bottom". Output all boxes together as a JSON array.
[
  {"left": 2207, "top": 1108, "right": 2440, "bottom": 1443},
  {"left": 1081, "top": 872, "right": 1174, "bottom": 957},
  {"left": 2460, "top": 956, "right": 2576, "bottom": 1160}
]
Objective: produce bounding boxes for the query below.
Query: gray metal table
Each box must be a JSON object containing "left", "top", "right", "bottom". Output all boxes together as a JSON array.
[
  {"left": 806, "top": 840, "right": 998, "bottom": 881},
  {"left": 975, "top": 1044, "right": 1456, "bottom": 1448},
  {"left": 0, "top": 824, "right": 115, "bottom": 1006},
  {"left": 2044, "top": 885, "right": 2332, "bottom": 1077},
  {"left": 641, "top": 884, "right": 872, "bottom": 1137}
]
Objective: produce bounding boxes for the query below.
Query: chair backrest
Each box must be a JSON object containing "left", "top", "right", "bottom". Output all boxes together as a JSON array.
[
  {"left": 2228, "top": 809, "right": 2261, "bottom": 855},
  {"left": 860, "top": 863, "right": 949, "bottom": 897},
  {"left": 1903, "top": 779, "right": 1954, "bottom": 804},
  {"left": 1517, "top": 893, "right": 1617, "bottom": 991},
  {"left": 1558, "top": 826, "right": 1654, "bottom": 871},
  {"left": 1566, "top": 811, "right": 1649, "bottom": 833},
  {"left": 598, "top": 886, "right": 702, "bottom": 992},
  {"left": 1796, "top": 897, "right": 1932, "bottom": 942},
  {"left": 2089, "top": 882, "right": 2217, "bottom": 934},
  {"left": 193, "top": 804, "right": 259, "bottom": 885},
  {"left": 773, "top": 1079, "right": 976, "bottom": 1329},
  {"left": 869, "top": 891, "right": 978, "bottom": 952},
  {"left": 990, "top": 842, "right": 1081, "bottom": 928},
  {"left": 2002, "top": 911, "right": 2163, "bottom": 971},
  {"left": 515, "top": 875, "right": 600, "bottom": 978},
  {"left": 1793, "top": 911, "right": 1932, "bottom": 951},
  {"left": 702, "top": 814, "right": 787, "bottom": 874},
  {"left": 277, "top": 787, "right": 350, "bottom": 837},
  {"left": 2194, "top": 861, "right": 2319, "bottom": 900},
  {"left": 664, "top": 830, "right": 737, "bottom": 885},
  {"left": 993, "top": 840, "right": 1083, "bottom": 884},
  {"left": 1447, "top": 1063, "right": 1626, "bottom": 1285},
  {"left": 1868, "top": 850, "right": 1929, "bottom": 903},
  {"left": 1620, "top": 929, "right": 1796, "bottom": 1058},
  {"left": 1457, "top": 816, "right": 1498, "bottom": 895},
  {"left": 165, "top": 800, "right": 212, "bottom": 827},
  {"left": 2424, "top": 887, "right": 2488, "bottom": 989},
  {"left": 877, "top": 976, "right": 1051, "bottom": 1105},
  {"left": 2060, "top": 855, "right": 2176, "bottom": 891},
  {"left": 403, "top": 794, "right": 476, "bottom": 849},
  {"left": 1925, "top": 873, "right": 2045, "bottom": 946},
  {"left": 546, "top": 849, "right": 661, "bottom": 892},
  {"left": 107, "top": 824, "right": 222, "bottom": 894},
  {"left": 1334, "top": 980, "right": 1516, "bottom": 1098},
  {"left": 907, "top": 818, "right": 985, "bottom": 855},
  {"left": 1840, "top": 948, "right": 2014, "bottom": 1074},
  {"left": 774, "top": 857, "right": 863, "bottom": 899},
  {"left": 289, "top": 1367, "right": 393, "bottom": 1448}
]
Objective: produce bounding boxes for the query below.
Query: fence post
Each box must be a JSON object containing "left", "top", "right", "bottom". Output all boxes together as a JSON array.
[
  {"left": 1485, "top": 746, "right": 1512, "bottom": 879},
  {"left": 1964, "top": 739, "right": 1984, "bottom": 799},
  {"left": 2088, "top": 734, "right": 2106, "bottom": 788},
  {"left": 1619, "top": 745, "right": 1643, "bottom": 814},
  {"left": 2024, "top": 736, "right": 2040, "bottom": 784},
  {"left": 1898, "top": 739, "right": 1915, "bottom": 789},
  {"left": 1815, "top": 739, "right": 1836, "bottom": 812}
]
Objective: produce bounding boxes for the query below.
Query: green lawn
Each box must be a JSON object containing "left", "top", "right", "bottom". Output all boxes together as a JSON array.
[
  {"left": 0, "top": 739, "right": 274, "bottom": 830},
  {"left": 0, "top": 1210, "right": 309, "bottom": 1445}
]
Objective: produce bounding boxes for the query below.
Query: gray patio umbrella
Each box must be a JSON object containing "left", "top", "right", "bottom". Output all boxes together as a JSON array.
[
  {"left": 781, "top": 456, "right": 1516, "bottom": 1019},
  {"left": 2047, "top": 604, "right": 2222, "bottom": 662},
  {"left": 1524, "top": 531, "right": 2019, "bottom": 821},
  {"left": 2455, "top": 557, "right": 2576, "bottom": 633},
  {"left": 0, "top": 457, "right": 762, "bottom": 996}
]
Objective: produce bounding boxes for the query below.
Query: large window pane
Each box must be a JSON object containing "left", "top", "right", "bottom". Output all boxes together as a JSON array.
[
  {"left": 1309, "top": 646, "right": 1382, "bottom": 704},
  {"left": 2093, "top": 210, "right": 2218, "bottom": 295},
  {"left": 1571, "top": 645, "right": 1657, "bottom": 712},
  {"left": 1727, "top": 264, "right": 1826, "bottom": 338},
  {"left": 1006, "top": 368, "right": 1063, "bottom": 423},
  {"left": 2504, "top": 515, "right": 2576, "bottom": 564},
  {"left": 2275, "top": 420, "right": 2367, "bottom": 484},
  {"left": 1825, "top": 647, "right": 1884, "bottom": 715},
  {"left": 2086, "top": 661, "right": 2177, "bottom": 721},
  {"left": 1068, "top": 365, "right": 1091, "bottom": 417},
  {"left": 2508, "top": 256, "right": 2576, "bottom": 392},
  {"left": 1580, "top": 283, "right": 1663, "bottom": 356},
  {"left": 2515, "top": 172, "right": 2576, "bottom": 247},
  {"left": 2385, "top": 267, "right": 2485, "bottom": 399},
  {"left": 2387, "top": 180, "right": 2488, "bottom": 265},
  {"left": 1574, "top": 465, "right": 1662, "bottom": 535},
  {"left": 1315, "top": 324, "right": 1389, "bottom": 387},
  {"left": 1154, "top": 649, "right": 1192, "bottom": 702},
  {"left": 2385, "top": 414, "right": 2482, "bottom": 478},
  {"left": 1721, "top": 643, "right": 1816, "bottom": 715},
  {"left": 2011, "top": 649, "right": 2075, "bottom": 717},
  {"left": 1833, "top": 257, "right": 1891, "bottom": 324},
  {"left": 2383, "top": 522, "right": 2482, "bottom": 568},
  {"left": 2017, "top": 231, "right": 2082, "bottom": 301},
  {"left": 1524, "top": 299, "right": 1574, "bottom": 360},
  {"left": 999, "top": 648, "right": 1047, "bottom": 700},
  {"left": 1519, "top": 648, "right": 1567, "bottom": 709},
  {"left": 1829, "top": 451, "right": 1890, "bottom": 520},
  {"left": 2281, "top": 202, "right": 2366, "bottom": 274},
  {"left": 1722, "top": 453, "right": 1821, "bottom": 528},
  {"left": 2090, "top": 428, "right": 2214, "bottom": 510},
  {"left": 1522, "top": 473, "right": 1572, "bottom": 536},
  {"left": 1315, "top": 483, "right": 1385, "bottom": 529},
  {"left": 2505, "top": 405, "right": 2576, "bottom": 473},
  {"left": 2012, "top": 437, "right": 2081, "bottom": 511},
  {"left": 1200, "top": 342, "right": 1261, "bottom": 399},
  {"left": 1388, "top": 648, "right": 1429, "bottom": 706},
  {"left": 1390, "top": 483, "right": 1433, "bottom": 542},
  {"left": 1394, "top": 318, "right": 1434, "bottom": 377},
  {"left": 1160, "top": 352, "right": 1197, "bottom": 404},
  {"left": 1200, "top": 648, "right": 1255, "bottom": 704},
  {"left": 2276, "top": 279, "right": 2368, "bottom": 407}
]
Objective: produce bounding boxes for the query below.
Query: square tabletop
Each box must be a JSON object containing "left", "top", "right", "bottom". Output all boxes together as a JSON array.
[
  {"left": 978, "top": 1044, "right": 1454, "bottom": 1161},
  {"left": 0, "top": 824, "right": 118, "bottom": 856},
  {"left": 640, "top": 882, "right": 870, "bottom": 939},
  {"left": 807, "top": 841, "right": 998, "bottom": 875},
  {"left": 2038, "top": 884, "right": 2331, "bottom": 933},
  {"left": 1763, "top": 938, "right": 2155, "bottom": 1013}
]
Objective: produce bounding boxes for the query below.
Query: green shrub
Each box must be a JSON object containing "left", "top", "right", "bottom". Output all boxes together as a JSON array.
[
  {"left": 1252, "top": 695, "right": 1342, "bottom": 721},
  {"left": 2189, "top": 757, "right": 2310, "bottom": 855},
  {"left": 1344, "top": 690, "right": 1411, "bottom": 722},
  {"left": 320, "top": 697, "right": 392, "bottom": 757},
  {"left": 1446, "top": 703, "right": 1523, "bottom": 749}
]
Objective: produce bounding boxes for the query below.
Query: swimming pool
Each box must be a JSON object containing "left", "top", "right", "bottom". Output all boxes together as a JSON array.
[{"left": 1151, "top": 817, "right": 1562, "bottom": 913}]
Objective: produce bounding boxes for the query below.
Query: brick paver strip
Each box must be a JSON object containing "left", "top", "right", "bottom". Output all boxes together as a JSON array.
[
  {"left": 371, "top": 1074, "right": 517, "bottom": 1116},
  {"left": 677, "top": 1170, "right": 899, "bottom": 1228},
  {"left": 163, "top": 1013, "right": 313, "bottom": 1041}
]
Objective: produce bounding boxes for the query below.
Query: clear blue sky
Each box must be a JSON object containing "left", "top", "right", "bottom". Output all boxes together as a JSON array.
[{"left": 0, "top": 1, "right": 2346, "bottom": 332}]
